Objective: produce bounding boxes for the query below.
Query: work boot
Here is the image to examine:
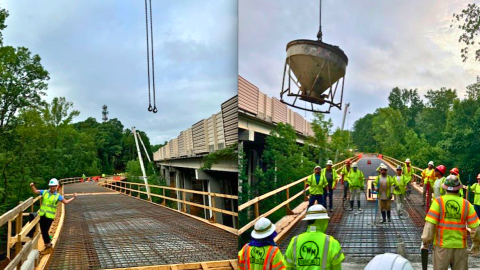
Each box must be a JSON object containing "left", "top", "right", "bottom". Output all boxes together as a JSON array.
[
  {"left": 381, "top": 211, "right": 386, "bottom": 223},
  {"left": 358, "top": 208, "right": 363, "bottom": 212},
  {"left": 350, "top": 200, "right": 354, "bottom": 210},
  {"left": 357, "top": 200, "right": 361, "bottom": 209},
  {"left": 387, "top": 211, "right": 392, "bottom": 222},
  {"left": 329, "top": 208, "right": 333, "bottom": 213}
]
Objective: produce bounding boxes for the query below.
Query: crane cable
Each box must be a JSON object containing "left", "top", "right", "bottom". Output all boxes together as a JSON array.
[{"left": 144, "top": 0, "right": 157, "bottom": 113}]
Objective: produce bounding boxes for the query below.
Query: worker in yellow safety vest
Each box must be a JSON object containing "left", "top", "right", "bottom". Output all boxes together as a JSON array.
[
  {"left": 422, "top": 175, "right": 480, "bottom": 269},
  {"left": 284, "top": 204, "right": 345, "bottom": 270},
  {"left": 468, "top": 174, "right": 480, "bottom": 218},
  {"left": 30, "top": 179, "right": 77, "bottom": 252},
  {"left": 421, "top": 161, "right": 436, "bottom": 206},
  {"left": 449, "top": 168, "right": 464, "bottom": 198},
  {"left": 239, "top": 217, "right": 286, "bottom": 270},
  {"left": 322, "top": 160, "right": 339, "bottom": 213},
  {"left": 432, "top": 165, "right": 447, "bottom": 200},
  {"left": 340, "top": 160, "right": 352, "bottom": 201},
  {"left": 373, "top": 165, "right": 396, "bottom": 223},
  {"left": 347, "top": 162, "right": 365, "bottom": 213},
  {"left": 402, "top": 158, "right": 414, "bottom": 185},
  {"left": 306, "top": 166, "right": 327, "bottom": 208},
  {"left": 393, "top": 166, "right": 410, "bottom": 216}
]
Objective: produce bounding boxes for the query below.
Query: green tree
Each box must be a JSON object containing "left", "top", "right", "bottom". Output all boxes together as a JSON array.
[{"left": 451, "top": 3, "right": 480, "bottom": 61}]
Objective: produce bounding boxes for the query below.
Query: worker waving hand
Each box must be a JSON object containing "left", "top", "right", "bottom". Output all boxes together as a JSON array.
[{"left": 373, "top": 165, "right": 395, "bottom": 223}]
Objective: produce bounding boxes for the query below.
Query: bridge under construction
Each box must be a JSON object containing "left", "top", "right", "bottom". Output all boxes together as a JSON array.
[{"left": 2, "top": 178, "right": 237, "bottom": 270}]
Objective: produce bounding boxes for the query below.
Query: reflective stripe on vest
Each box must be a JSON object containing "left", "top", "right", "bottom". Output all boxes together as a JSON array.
[
  {"left": 243, "top": 244, "right": 250, "bottom": 270},
  {"left": 242, "top": 244, "right": 279, "bottom": 270},
  {"left": 39, "top": 191, "right": 60, "bottom": 219},
  {"left": 435, "top": 196, "right": 469, "bottom": 248},
  {"left": 293, "top": 235, "right": 330, "bottom": 270}
]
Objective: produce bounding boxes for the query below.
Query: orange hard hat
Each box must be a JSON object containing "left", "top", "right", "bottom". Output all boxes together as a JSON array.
[
  {"left": 435, "top": 165, "right": 446, "bottom": 175},
  {"left": 346, "top": 159, "right": 351, "bottom": 164},
  {"left": 450, "top": 168, "right": 459, "bottom": 175}
]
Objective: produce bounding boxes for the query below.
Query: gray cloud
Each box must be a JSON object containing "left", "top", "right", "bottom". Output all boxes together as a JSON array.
[
  {"left": 3, "top": 0, "right": 238, "bottom": 144},
  {"left": 239, "top": 0, "right": 478, "bottom": 130}
]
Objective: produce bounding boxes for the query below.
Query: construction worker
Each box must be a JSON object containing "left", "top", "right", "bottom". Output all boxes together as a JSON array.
[
  {"left": 393, "top": 166, "right": 410, "bottom": 216},
  {"left": 364, "top": 253, "right": 414, "bottom": 270},
  {"left": 102, "top": 173, "right": 106, "bottom": 178},
  {"left": 432, "top": 165, "right": 447, "bottom": 199},
  {"left": 30, "top": 179, "right": 77, "bottom": 252},
  {"left": 449, "top": 168, "right": 464, "bottom": 198},
  {"left": 468, "top": 174, "right": 480, "bottom": 217},
  {"left": 340, "top": 160, "right": 352, "bottom": 201},
  {"left": 306, "top": 166, "right": 327, "bottom": 208},
  {"left": 421, "top": 161, "right": 436, "bottom": 206},
  {"left": 402, "top": 158, "right": 413, "bottom": 185},
  {"left": 284, "top": 205, "right": 344, "bottom": 270},
  {"left": 82, "top": 173, "right": 86, "bottom": 181},
  {"left": 373, "top": 165, "right": 395, "bottom": 223},
  {"left": 323, "top": 160, "right": 339, "bottom": 213},
  {"left": 422, "top": 175, "right": 480, "bottom": 269},
  {"left": 376, "top": 163, "right": 385, "bottom": 175},
  {"left": 239, "top": 217, "right": 285, "bottom": 270},
  {"left": 347, "top": 162, "right": 365, "bottom": 213}
]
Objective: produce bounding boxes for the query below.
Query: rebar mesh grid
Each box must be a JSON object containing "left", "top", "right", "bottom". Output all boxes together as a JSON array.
[
  {"left": 63, "top": 182, "right": 115, "bottom": 194},
  {"left": 47, "top": 194, "right": 236, "bottom": 270}
]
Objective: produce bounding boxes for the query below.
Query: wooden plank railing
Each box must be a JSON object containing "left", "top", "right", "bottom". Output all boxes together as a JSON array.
[
  {"left": 238, "top": 155, "right": 361, "bottom": 235},
  {"left": 100, "top": 180, "right": 238, "bottom": 225}
]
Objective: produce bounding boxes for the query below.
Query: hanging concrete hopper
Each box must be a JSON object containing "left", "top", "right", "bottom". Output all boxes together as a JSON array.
[{"left": 286, "top": 39, "right": 348, "bottom": 104}]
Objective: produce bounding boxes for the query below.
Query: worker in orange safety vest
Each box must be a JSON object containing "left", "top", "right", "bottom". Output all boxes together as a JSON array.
[{"left": 239, "top": 217, "right": 286, "bottom": 270}]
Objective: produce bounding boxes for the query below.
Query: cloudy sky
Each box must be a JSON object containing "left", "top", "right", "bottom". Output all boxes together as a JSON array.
[
  {"left": 239, "top": 0, "right": 479, "bottom": 130},
  {"left": 3, "top": 0, "right": 237, "bottom": 144}
]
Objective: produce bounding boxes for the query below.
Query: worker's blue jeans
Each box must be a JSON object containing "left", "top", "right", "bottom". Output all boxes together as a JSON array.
[
  {"left": 308, "top": 194, "right": 325, "bottom": 208},
  {"left": 475, "top": 205, "right": 480, "bottom": 218},
  {"left": 323, "top": 188, "right": 333, "bottom": 210}
]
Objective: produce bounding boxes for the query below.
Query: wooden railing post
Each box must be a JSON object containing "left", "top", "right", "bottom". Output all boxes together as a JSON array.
[
  {"left": 137, "top": 184, "right": 141, "bottom": 198},
  {"left": 15, "top": 209, "right": 23, "bottom": 257},
  {"left": 254, "top": 201, "right": 259, "bottom": 218},
  {"left": 162, "top": 189, "right": 166, "bottom": 206},
  {"left": 285, "top": 188, "right": 294, "bottom": 215},
  {"left": 211, "top": 195, "right": 217, "bottom": 223},
  {"left": 7, "top": 220, "right": 11, "bottom": 259},
  {"left": 182, "top": 191, "right": 187, "bottom": 213}
]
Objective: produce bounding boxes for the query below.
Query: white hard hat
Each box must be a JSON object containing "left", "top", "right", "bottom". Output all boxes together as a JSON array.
[
  {"left": 405, "top": 158, "right": 410, "bottom": 163},
  {"left": 428, "top": 161, "right": 434, "bottom": 166},
  {"left": 251, "top": 217, "right": 276, "bottom": 239},
  {"left": 364, "top": 253, "right": 414, "bottom": 270},
  {"left": 380, "top": 163, "right": 385, "bottom": 166},
  {"left": 380, "top": 164, "right": 388, "bottom": 170},
  {"left": 49, "top": 178, "right": 59, "bottom": 186},
  {"left": 326, "top": 160, "right": 333, "bottom": 166},
  {"left": 303, "top": 205, "right": 330, "bottom": 221},
  {"left": 314, "top": 166, "right": 322, "bottom": 170},
  {"left": 352, "top": 162, "right": 358, "bottom": 168}
]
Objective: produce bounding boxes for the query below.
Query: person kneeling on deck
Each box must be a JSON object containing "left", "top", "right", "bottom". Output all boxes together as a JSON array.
[
  {"left": 374, "top": 165, "right": 395, "bottom": 223},
  {"left": 323, "top": 160, "right": 339, "bottom": 213},
  {"left": 30, "top": 179, "right": 77, "bottom": 252},
  {"left": 347, "top": 162, "right": 365, "bottom": 213},
  {"left": 239, "top": 217, "right": 286, "bottom": 270},
  {"left": 393, "top": 166, "right": 409, "bottom": 216},
  {"left": 422, "top": 175, "right": 480, "bottom": 270},
  {"left": 306, "top": 166, "right": 327, "bottom": 208},
  {"left": 284, "top": 205, "right": 344, "bottom": 270}
]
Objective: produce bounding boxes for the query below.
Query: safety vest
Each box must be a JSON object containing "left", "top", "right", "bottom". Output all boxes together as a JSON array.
[
  {"left": 321, "top": 169, "right": 339, "bottom": 189},
  {"left": 373, "top": 175, "right": 395, "bottom": 199},
  {"left": 307, "top": 174, "right": 327, "bottom": 195},
  {"left": 422, "top": 168, "right": 435, "bottom": 186},
  {"left": 238, "top": 244, "right": 285, "bottom": 270},
  {"left": 39, "top": 191, "right": 60, "bottom": 219},
  {"left": 284, "top": 231, "right": 344, "bottom": 270},
  {"left": 393, "top": 175, "right": 410, "bottom": 195},
  {"left": 403, "top": 165, "right": 413, "bottom": 179},
  {"left": 347, "top": 170, "right": 365, "bottom": 189},
  {"left": 340, "top": 166, "right": 351, "bottom": 182},
  {"left": 425, "top": 194, "right": 480, "bottom": 248},
  {"left": 469, "top": 184, "right": 480, "bottom": 205}
]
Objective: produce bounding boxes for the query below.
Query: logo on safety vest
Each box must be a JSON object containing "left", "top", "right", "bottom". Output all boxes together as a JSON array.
[
  {"left": 298, "top": 241, "right": 320, "bottom": 266},
  {"left": 445, "top": 200, "right": 461, "bottom": 219},
  {"left": 250, "top": 247, "right": 266, "bottom": 265}
]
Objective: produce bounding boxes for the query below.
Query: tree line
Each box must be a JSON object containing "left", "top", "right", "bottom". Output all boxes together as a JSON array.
[{"left": 351, "top": 77, "right": 480, "bottom": 182}]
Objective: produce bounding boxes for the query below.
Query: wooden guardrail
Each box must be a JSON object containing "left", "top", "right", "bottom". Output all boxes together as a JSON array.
[
  {"left": 100, "top": 180, "right": 238, "bottom": 227},
  {"left": 0, "top": 176, "right": 88, "bottom": 270},
  {"left": 238, "top": 155, "right": 361, "bottom": 235}
]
